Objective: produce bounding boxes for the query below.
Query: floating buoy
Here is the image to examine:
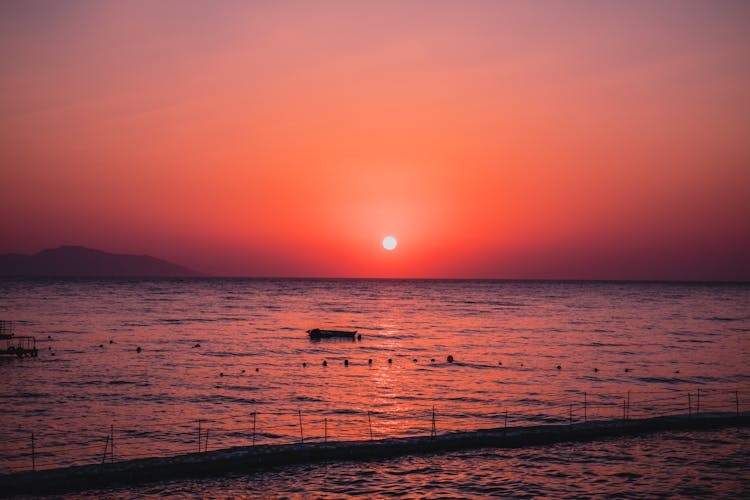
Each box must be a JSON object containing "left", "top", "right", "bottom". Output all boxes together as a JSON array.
[
  {"left": 368, "top": 359, "right": 372, "bottom": 365},
  {"left": 594, "top": 367, "right": 599, "bottom": 373},
  {"left": 674, "top": 370, "right": 680, "bottom": 374},
  {"left": 219, "top": 372, "right": 224, "bottom": 377},
  {"left": 625, "top": 368, "right": 630, "bottom": 373},
  {"left": 344, "top": 359, "right": 349, "bottom": 366},
  {"left": 136, "top": 346, "right": 142, "bottom": 353},
  {"left": 431, "top": 358, "right": 435, "bottom": 363},
  {"left": 303, "top": 362, "right": 307, "bottom": 367},
  {"left": 99, "top": 344, "right": 103, "bottom": 348},
  {"left": 498, "top": 361, "right": 502, "bottom": 366},
  {"left": 323, "top": 360, "right": 328, "bottom": 367},
  {"left": 47, "top": 335, "right": 52, "bottom": 339},
  {"left": 357, "top": 334, "right": 362, "bottom": 340},
  {"left": 255, "top": 368, "right": 259, "bottom": 372},
  {"left": 193, "top": 343, "right": 201, "bottom": 348},
  {"left": 413, "top": 358, "right": 417, "bottom": 363},
  {"left": 556, "top": 365, "right": 562, "bottom": 370},
  {"left": 388, "top": 358, "right": 392, "bottom": 364},
  {"left": 109, "top": 340, "right": 114, "bottom": 344},
  {"left": 241, "top": 369, "right": 246, "bottom": 373},
  {"left": 447, "top": 355, "right": 454, "bottom": 363}
]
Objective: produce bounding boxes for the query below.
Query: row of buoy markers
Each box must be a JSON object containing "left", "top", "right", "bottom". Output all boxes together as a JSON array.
[{"left": 125, "top": 347, "right": 676, "bottom": 375}]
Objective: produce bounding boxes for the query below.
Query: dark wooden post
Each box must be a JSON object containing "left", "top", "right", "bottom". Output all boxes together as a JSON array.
[
  {"left": 584, "top": 392, "right": 587, "bottom": 423},
  {"left": 504, "top": 409, "right": 508, "bottom": 436},
  {"left": 101, "top": 435, "right": 110, "bottom": 465},
  {"left": 697, "top": 389, "right": 700, "bottom": 414},
  {"left": 252, "top": 412, "right": 257, "bottom": 446},
  {"left": 627, "top": 391, "right": 631, "bottom": 420},
  {"left": 433, "top": 406, "right": 437, "bottom": 438},
  {"left": 31, "top": 432, "right": 35, "bottom": 472},
  {"left": 198, "top": 420, "right": 202, "bottom": 453},
  {"left": 688, "top": 393, "right": 692, "bottom": 416},
  {"left": 324, "top": 417, "right": 328, "bottom": 443},
  {"left": 204, "top": 430, "right": 209, "bottom": 453},
  {"left": 431, "top": 406, "right": 436, "bottom": 439},
  {"left": 298, "top": 409, "right": 304, "bottom": 443},
  {"left": 569, "top": 404, "right": 573, "bottom": 425},
  {"left": 110, "top": 424, "right": 114, "bottom": 463},
  {"left": 368, "top": 411, "right": 373, "bottom": 441}
]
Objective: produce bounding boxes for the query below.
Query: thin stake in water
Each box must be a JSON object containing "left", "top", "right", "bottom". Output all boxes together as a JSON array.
[
  {"left": 31, "top": 432, "right": 35, "bottom": 472},
  {"left": 504, "top": 409, "right": 508, "bottom": 436},
  {"left": 101, "top": 434, "right": 110, "bottom": 465},
  {"left": 627, "top": 391, "right": 631, "bottom": 420},
  {"left": 688, "top": 393, "right": 692, "bottom": 416},
  {"left": 368, "top": 411, "right": 373, "bottom": 441},
  {"left": 252, "top": 412, "right": 257, "bottom": 447},
  {"left": 298, "top": 409, "right": 304, "bottom": 443},
  {"left": 737, "top": 391, "right": 740, "bottom": 416},
  {"left": 584, "top": 392, "right": 587, "bottom": 423},
  {"left": 569, "top": 404, "right": 573, "bottom": 425},
  {"left": 198, "top": 420, "right": 202, "bottom": 453},
  {"left": 697, "top": 389, "right": 700, "bottom": 414},
  {"left": 324, "top": 417, "right": 328, "bottom": 443},
  {"left": 110, "top": 424, "right": 114, "bottom": 464},
  {"left": 431, "top": 406, "right": 436, "bottom": 439},
  {"left": 204, "top": 429, "right": 209, "bottom": 453}
]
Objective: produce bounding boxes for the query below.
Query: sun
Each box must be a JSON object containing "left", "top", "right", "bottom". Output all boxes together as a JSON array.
[{"left": 382, "top": 236, "right": 397, "bottom": 251}]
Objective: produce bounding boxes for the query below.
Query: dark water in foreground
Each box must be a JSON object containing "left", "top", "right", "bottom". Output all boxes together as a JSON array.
[
  {"left": 79, "top": 427, "right": 750, "bottom": 499},
  {"left": 1, "top": 279, "right": 749, "bottom": 495}
]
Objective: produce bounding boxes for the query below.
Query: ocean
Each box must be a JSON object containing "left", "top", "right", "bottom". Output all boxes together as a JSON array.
[{"left": 1, "top": 279, "right": 749, "bottom": 497}]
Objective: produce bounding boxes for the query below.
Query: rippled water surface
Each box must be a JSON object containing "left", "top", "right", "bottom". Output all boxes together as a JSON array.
[
  {"left": 1, "top": 279, "right": 749, "bottom": 494},
  {"left": 81, "top": 427, "right": 750, "bottom": 499}
]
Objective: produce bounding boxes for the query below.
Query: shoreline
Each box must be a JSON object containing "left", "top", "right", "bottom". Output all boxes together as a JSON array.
[{"left": 2, "top": 412, "right": 747, "bottom": 496}]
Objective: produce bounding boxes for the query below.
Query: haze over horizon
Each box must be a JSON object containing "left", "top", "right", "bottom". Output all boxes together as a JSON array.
[{"left": 2, "top": 1, "right": 749, "bottom": 280}]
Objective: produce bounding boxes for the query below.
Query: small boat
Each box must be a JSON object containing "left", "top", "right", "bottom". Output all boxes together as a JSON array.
[{"left": 307, "top": 328, "right": 357, "bottom": 339}]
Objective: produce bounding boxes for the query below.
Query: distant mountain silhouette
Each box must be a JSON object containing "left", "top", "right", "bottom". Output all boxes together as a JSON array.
[{"left": 0, "top": 246, "right": 200, "bottom": 277}]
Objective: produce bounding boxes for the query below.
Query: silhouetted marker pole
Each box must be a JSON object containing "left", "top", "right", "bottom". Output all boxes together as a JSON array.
[
  {"left": 569, "top": 404, "right": 573, "bottom": 425},
  {"left": 688, "top": 393, "right": 692, "bottom": 416},
  {"left": 627, "top": 391, "right": 631, "bottom": 420},
  {"left": 431, "top": 406, "right": 437, "bottom": 439},
  {"left": 204, "top": 430, "right": 209, "bottom": 453},
  {"left": 622, "top": 397, "right": 626, "bottom": 420},
  {"left": 504, "top": 409, "right": 508, "bottom": 436},
  {"left": 101, "top": 435, "right": 110, "bottom": 465},
  {"left": 110, "top": 424, "right": 114, "bottom": 463},
  {"left": 368, "top": 411, "right": 373, "bottom": 441},
  {"left": 252, "top": 412, "right": 257, "bottom": 447},
  {"left": 298, "top": 409, "right": 304, "bottom": 443},
  {"left": 324, "top": 417, "right": 328, "bottom": 443},
  {"left": 697, "top": 389, "right": 700, "bottom": 414},
  {"left": 197, "top": 420, "right": 202, "bottom": 453},
  {"left": 584, "top": 392, "right": 588, "bottom": 423},
  {"left": 31, "top": 432, "right": 35, "bottom": 472}
]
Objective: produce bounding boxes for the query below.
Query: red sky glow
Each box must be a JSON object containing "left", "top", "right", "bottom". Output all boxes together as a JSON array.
[{"left": 1, "top": 0, "right": 749, "bottom": 279}]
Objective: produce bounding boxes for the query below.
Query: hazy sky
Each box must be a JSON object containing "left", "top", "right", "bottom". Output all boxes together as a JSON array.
[{"left": 1, "top": 0, "right": 749, "bottom": 279}]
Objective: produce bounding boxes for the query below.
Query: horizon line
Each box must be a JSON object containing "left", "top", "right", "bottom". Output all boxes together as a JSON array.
[{"left": 2, "top": 275, "right": 748, "bottom": 284}]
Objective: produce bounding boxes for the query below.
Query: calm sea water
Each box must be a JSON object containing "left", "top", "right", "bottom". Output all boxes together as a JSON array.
[{"left": 1, "top": 279, "right": 749, "bottom": 496}]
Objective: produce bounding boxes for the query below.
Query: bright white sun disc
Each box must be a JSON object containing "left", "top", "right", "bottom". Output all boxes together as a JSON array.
[{"left": 382, "top": 236, "right": 397, "bottom": 251}]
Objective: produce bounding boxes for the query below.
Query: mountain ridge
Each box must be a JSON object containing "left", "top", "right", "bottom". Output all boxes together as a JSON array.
[{"left": 0, "top": 246, "right": 201, "bottom": 277}]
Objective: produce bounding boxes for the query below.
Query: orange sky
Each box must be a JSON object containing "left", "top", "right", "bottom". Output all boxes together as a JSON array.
[{"left": 1, "top": 1, "right": 749, "bottom": 279}]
